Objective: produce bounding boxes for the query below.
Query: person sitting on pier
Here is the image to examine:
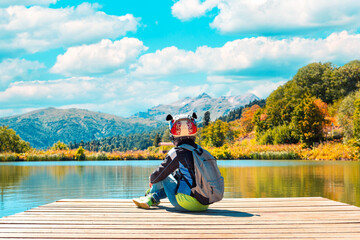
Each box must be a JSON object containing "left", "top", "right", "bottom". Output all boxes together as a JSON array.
[{"left": 132, "top": 113, "right": 224, "bottom": 211}]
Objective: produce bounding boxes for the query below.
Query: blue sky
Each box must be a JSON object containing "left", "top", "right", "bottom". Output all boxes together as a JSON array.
[{"left": 1, "top": 0, "right": 360, "bottom": 117}]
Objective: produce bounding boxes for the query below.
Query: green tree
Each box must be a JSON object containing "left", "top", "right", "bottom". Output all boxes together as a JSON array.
[
  {"left": 292, "top": 97, "right": 325, "bottom": 147},
  {"left": 258, "top": 128, "right": 274, "bottom": 145},
  {"left": 337, "top": 60, "right": 360, "bottom": 98},
  {"left": 75, "top": 146, "right": 85, "bottom": 160},
  {"left": 273, "top": 124, "right": 299, "bottom": 144},
  {"left": 50, "top": 141, "right": 69, "bottom": 150},
  {"left": 203, "top": 111, "right": 210, "bottom": 127},
  {"left": 253, "top": 108, "right": 268, "bottom": 140},
  {"left": 262, "top": 80, "right": 301, "bottom": 129},
  {"left": 293, "top": 62, "right": 334, "bottom": 103},
  {"left": 153, "top": 133, "right": 160, "bottom": 147},
  {"left": 202, "top": 120, "right": 233, "bottom": 147},
  {"left": 337, "top": 90, "right": 360, "bottom": 140},
  {"left": 353, "top": 99, "right": 360, "bottom": 140},
  {"left": 161, "top": 129, "right": 170, "bottom": 142},
  {"left": 0, "top": 126, "right": 30, "bottom": 153},
  {"left": 257, "top": 124, "right": 299, "bottom": 145}
]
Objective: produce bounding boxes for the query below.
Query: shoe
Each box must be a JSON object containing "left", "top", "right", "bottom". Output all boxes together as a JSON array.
[
  {"left": 132, "top": 193, "right": 159, "bottom": 209},
  {"left": 145, "top": 188, "right": 151, "bottom": 196},
  {"left": 144, "top": 189, "right": 160, "bottom": 206}
]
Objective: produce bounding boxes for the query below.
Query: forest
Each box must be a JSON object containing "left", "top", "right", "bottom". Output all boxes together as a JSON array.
[{"left": 1, "top": 60, "right": 360, "bottom": 161}]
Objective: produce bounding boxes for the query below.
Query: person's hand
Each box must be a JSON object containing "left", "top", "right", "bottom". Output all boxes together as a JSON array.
[{"left": 149, "top": 182, "right": 153, "bottom": 188}]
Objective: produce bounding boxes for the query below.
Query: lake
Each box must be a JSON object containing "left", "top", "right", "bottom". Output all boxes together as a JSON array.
[{"left": 1, "top": 160, "right": 359, "bottom": 218}]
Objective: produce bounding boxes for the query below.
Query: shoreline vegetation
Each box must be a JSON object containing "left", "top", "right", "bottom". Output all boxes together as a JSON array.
[
  {"left": 2, "top": 60, "right": 360, "bottom": 162},
  {"left": 0, "top": 140, "right": 357, "bottom": 161}
]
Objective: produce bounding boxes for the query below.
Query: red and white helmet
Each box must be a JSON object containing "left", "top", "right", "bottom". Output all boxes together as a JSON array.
[{"left": 166, "top": 113, "right": 197, "bottom": 138}]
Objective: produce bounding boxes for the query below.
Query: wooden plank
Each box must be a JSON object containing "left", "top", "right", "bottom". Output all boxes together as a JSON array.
[
  {"left": 3, "top": 211, "right": 360, "bottom": 219},
  {"left": 35, "top": 204, "right": 349, "bottom": 210},
  {"left": 21, "top": 206, "right": 360, "bottom": 213},
  {"left": 0, "top": 216, "right": 359, "bottom": 226},
  {"left": 6, "top": 212, "right": 360, "bottom": 220},
  {"left": 58, "top": 197, "right": 327, "bottom": 201},
  {"left": 55, "top": 197, "right": 329, "bottom": 204},
  {"left": 1, "top": 198, "right": 360, "bottom": 240},
  {"left": 52, "top": 198, "right": 338, "bottom": 204},
  {"left": 0, "top": 238, "right": 355, "bottom": 240},
  {"left": 0, "top": 223, "right": 359, "bottom": 229},
  {"left": 43, "top": 201, "right": 349, "bottom": 208},
  {"left": 1, "top": 227, "right": 360, "bottom": 234},
  {"left": 1, "top": 232, "right": 360, "bottom": 239},
  {"left": 0, "top": 238, "right": 356, "bottom": 240},
  {"left": 4, "top": 213, "right": 360, "bottom": 220}
]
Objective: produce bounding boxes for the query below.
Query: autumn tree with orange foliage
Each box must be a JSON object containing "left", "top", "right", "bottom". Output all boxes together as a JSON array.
[
  {"left": 293, "top": 96, "right": 325, "bottom": 147},
  {"left": 239, "top": 105, "right": 261, "bottom": 133}
]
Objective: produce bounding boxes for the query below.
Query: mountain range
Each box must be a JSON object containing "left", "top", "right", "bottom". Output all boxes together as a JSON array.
[
  {"left": 0, "top": 108, "right": 162, "bottom": 149},
  {"left": 132, "top": 92, "right": 259, "bottom": 121},
  {"left": 0, "top": 92, "right": 259, "bottom": 149}
]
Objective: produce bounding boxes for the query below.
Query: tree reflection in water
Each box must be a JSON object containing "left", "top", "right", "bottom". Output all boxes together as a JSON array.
[{"left": 0, "top": 160, "right": 359, "bottom": 218}]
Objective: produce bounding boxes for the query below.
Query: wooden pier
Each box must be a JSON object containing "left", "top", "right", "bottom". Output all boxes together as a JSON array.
[{"left": 1, "top": 197, "right": 360, "bottom": 239}]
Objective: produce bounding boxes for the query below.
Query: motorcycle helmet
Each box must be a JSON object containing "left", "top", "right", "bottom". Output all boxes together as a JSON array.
[{"left": 166, "top": 113, "right": 197, "bottom": 138}]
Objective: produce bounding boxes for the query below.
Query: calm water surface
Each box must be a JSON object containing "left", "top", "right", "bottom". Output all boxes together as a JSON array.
[{"left": 1, "top": 160, "right": 359, "bottom": 218}]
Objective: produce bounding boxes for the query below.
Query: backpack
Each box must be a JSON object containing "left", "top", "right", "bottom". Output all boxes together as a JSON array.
[{"left": 178, "top": 144, "right": 224, "bottom": 205}]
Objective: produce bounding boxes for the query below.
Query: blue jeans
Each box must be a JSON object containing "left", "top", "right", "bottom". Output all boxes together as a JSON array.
[{"left": 150, "top": 175, "right": 186, "bottom": 211}]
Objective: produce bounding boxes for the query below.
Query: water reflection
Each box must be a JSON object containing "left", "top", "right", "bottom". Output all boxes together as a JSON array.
[
  {"left": 220, "top": 161, "right": 360, "bottom": 208},
  {"left": 0, "top": 160, "right": 359, "bottom": 218}
]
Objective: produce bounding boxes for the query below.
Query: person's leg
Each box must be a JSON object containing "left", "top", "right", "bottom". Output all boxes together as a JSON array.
[
  {"left": 160, "top": 175, "right": 187, "bottom": 211},
  {"left": 132, "top": 182, "right": 164, "bottom": 209},
  {"left": 133, "top": 178, "right": 170, "bottom": 209},
  {"left": 134, "top": 175, "right": 187, "bottom": 211},
  {"left": 149, "top": 181, "right": 166, "bottom": 202}
]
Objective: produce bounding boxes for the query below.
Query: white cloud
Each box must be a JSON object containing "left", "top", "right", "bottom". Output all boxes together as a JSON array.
[
  {"left": 133, "top": 31, "right": 360, "bottom": 78},
  {"left": 171, "top": 0, "right": 219, "bottom": 21},
  {"left": 0, "top": 58, "right": 44, "bottom": 90},
  {"left": 0, "top": 0, "right": 58, "bottom": 7},
  {"left": 0, "top": 72, "right": 282, "bottom": 117},
  {"left": 247, "top": 79, "right": 287, "bottom": 98},
  {"left": 131, "top": 46, "right": 203, "bottom": 77},
  {"left": 0, "top": 107, "right": 42, "bottom": 117},
  {"left": 51, "top": 38, "right": 148, "bottom": 76},
  {"left": 0, "top": 77, "right": 99, "bottom": 106},
  {"left": 205, "top": 76, "right": 287, "bottom": 98},
  {"left": 0, "top": 3, "right": 139, "bottom": 53},
  {"left": 206, "top": 75, "right": 237, "bottom": 84},
  {"left": 172, "top": 0, "right": 360, "bottom": 34},
  {"left": 0, "top": 77, "right": 165, "bottom": 116},
  {"left": 0, "top": 109, "right": 17, "bottom": 117},
  {"left": 0, "top": 74, "right": 213, "bottom": 117}
]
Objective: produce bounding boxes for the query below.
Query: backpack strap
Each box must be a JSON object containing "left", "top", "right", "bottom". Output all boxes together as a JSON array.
[
  {"left": 178, "top": 144, "right": 194, "bottom": 151},
  {"left": 174, "top": 171, "right": 182, "bottom": 193},
  {"left": 178, "top": 144, "right": 203, "bottom": 155},
  {"left": 177, "top": 144, "right": 200, "bottom": 190}
]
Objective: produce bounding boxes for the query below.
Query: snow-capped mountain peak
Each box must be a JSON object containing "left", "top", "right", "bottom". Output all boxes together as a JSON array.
[{"left": 133, "top": 92, "right": 259, "bottom": 121}]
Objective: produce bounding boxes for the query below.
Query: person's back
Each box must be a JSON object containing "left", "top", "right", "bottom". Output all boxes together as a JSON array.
[{"left": 132, "top": 113, "right": 223, "bottom": 211}]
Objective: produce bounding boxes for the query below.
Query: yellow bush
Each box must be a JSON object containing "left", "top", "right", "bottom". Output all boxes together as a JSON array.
[{"left": 301, "top": 142, "right": 358, "bottom": 161}]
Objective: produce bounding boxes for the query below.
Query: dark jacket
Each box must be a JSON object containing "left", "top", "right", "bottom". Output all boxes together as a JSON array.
[
  {"left": 150, "top": 138, "right": 196, "bottom": 184},
  {"left": 150, "top": 139, "right": 209, "bottom": 200}
]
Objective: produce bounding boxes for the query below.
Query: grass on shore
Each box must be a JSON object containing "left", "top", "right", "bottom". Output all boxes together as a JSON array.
[
  {"left": 1, "top": 140, "right": 358, "bottom": 162},
  {"left": 0, "top": 149, "right": 166, "bottom": 162}
]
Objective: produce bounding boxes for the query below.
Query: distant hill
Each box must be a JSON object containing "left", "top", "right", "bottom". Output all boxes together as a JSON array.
[
  {"left": 132, "top": 92, "right": 259, "bottom": 121},
  {"left": 0, "top": 108, "right": 163, "bottom": 149}
]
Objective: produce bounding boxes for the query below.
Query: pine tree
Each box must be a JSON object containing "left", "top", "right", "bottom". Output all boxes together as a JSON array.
[
  {"left": 203, "top": 111, "right": 210, "bottom": 127},
  {"left": 153, "top": 133, "right": 161, "bottom": 147}
]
